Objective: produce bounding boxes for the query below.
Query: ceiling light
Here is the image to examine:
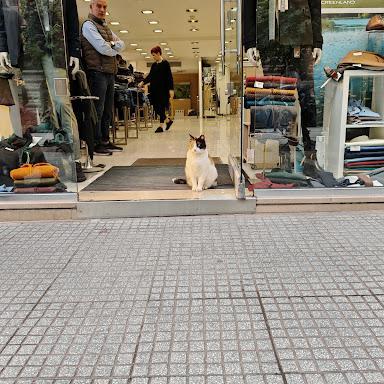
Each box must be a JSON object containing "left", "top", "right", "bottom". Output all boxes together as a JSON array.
[
  {"left": 186, "top": 8, "right": 197, "bottom": 12},
  {"left": 164, "top": 47, "right": 171, "bottom": 51},
  {"left": 145, "top": 56, "right": 151, "bottom": 59},
  {"left": 148, "top": 20, "right": 159, "bottom": 25},
  {"left": 169, "top": 55, "right": 174, "bottom": 58},
  {"left": 191, "top": 41, "right": 199, "bottom": 44},
  {"left": 231, "top": 7, "right": 237, "bottom": 11},
  {"left": 231, "top": 19, "right": 236, "bottom": 23},
  {"left": 188, "top": 19, "right": 198, "bottom": 23},
  {"left": 141, "top": 52, "right": 147, "bottom": 55},
  {"left": 190, "top": 28, "right": 199, "bottom": 32},
  {"left": 160, "top": 42, "right": 167, "bottom": 46},
  {"left": 84, "top": 0, "right": 90, "bottom": 2},
  {"left": 225, "top": 27, "right": 232, "bottom": 31},
  {"left": 110, "top": 21, "right": 120, "bottom": 25},
  {"left": 135, "top": 48, "right": 143, "bottom": 51},
  {"left": 141, "top": 10, "right": 153, "bottom": 14},
  {"left": 153, "top": 29, "right": 163, "bottom": 33},
  {"left": 130, "top": 43, "right": 138, "bottom": 46},
  {"left": 119, "top": 30, "right": 129, "bottom": 33}
]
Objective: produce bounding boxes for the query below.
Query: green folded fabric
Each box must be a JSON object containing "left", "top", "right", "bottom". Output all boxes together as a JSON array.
[
  {"left": 265, "top": 170, "right": 309, "bottom": 181},
  {"left": 13, "top": 178, "right": 59, "bottom": 188}
]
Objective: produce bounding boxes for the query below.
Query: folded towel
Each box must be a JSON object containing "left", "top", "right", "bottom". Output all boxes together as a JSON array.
[{"left": 245, "top": 81, "right": 296, "bottom": 90}]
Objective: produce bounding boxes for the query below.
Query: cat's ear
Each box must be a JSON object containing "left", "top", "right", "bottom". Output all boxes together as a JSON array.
[{"left": 189, "top": 134, "right": 196, "bottom": 141}]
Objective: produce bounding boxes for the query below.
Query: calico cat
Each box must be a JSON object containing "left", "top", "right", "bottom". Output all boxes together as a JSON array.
[{"left": 173, "top": 134, "right": 218, "bottom": 192}]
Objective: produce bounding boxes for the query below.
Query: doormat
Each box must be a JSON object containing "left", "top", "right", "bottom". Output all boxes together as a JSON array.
[
  {"left": 132, "top": 157, "right": 223, "bottom": 166},
  {"left": 83, "top": 164, "right": 233, "bottom": 191}
]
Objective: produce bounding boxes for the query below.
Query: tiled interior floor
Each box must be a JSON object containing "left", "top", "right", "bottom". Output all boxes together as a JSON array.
[{"left": 78, "top": 116, "right": 240, "bottom": 192}]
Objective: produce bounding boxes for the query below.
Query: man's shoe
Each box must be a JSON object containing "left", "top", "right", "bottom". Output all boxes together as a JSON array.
[
  {"left": 94, "top": 144, "right": 112, "bottom": 156},
  {"left": 104, "top": 142, "right": 123, "bottom": 152},
  {"left": 75, "top": 161, "right": 86, "bottom": 182},
  {"left": 155, "top": 127, "right": 164, "bottom": 133},
  {"left": 165, "top": 120, "right": 174, "bottom": 131}
]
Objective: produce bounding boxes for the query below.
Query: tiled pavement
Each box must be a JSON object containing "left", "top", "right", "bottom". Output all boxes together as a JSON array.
[{"left": 1, "top": 212, "right": 384, "bottom": 384}]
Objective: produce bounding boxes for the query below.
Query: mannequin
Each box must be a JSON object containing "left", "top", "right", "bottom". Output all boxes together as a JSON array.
[
  {"left": 243, "top": 0, "right": 323, "bottom": 151},
  {"left": 0, "top": 0, "right": 80, "bottom": 143}
]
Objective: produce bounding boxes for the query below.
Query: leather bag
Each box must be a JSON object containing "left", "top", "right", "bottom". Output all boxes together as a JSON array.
[
  {"left": 0, "top": 78, "right": 15, "bottom": 106},
  {"left": 366, "top": 15, "right": 384, "bottom": 31}
]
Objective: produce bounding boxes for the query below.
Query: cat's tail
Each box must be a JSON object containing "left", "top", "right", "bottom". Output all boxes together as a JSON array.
[{"left": 172, "top": 178, "right": 187, "bottom": 184}]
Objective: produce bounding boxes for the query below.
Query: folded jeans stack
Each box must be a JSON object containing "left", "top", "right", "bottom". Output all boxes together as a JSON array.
[{"left": 10, "top": 163, "right": 67, "bottom": 193}]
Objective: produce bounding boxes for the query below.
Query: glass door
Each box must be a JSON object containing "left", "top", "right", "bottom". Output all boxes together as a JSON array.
[{"left": 221, "top": 0, "right": 245, "bottom": 199}]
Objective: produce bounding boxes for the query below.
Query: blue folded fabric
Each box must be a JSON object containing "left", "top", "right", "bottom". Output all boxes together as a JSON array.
[
  {"left": 0, "top": 184, "right": 13, "bottom": 193},
  {"left": 344, "top": 151, "right": 384, "bottom": 159},
  {"left": 345, "top": 146, "right": 384, "bottom": 152},
  {"left": 245, "top": 99, "right": 295, "bottom": 109},
  {"left": 344, "top": 156, "right": 384, "bottom": 164}
]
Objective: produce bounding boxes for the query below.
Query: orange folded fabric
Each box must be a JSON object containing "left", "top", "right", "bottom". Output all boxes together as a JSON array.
[
  {"left": 246, "top": 76, "right": 297, "bottom": 84},
  {"left": 245, "top": 87, "right": 296, "bottom": 96},
  {"left": 11, "top": 163, "right": 59, "bottom": 180}
]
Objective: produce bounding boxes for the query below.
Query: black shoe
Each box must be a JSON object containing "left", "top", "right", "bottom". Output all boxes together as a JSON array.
[
  {"left": 165, "top": 120, "right": 174, "bottom": 131},
  {"left": 103, "top": 142, "right": 123, "bottom": 152},
  {"left": 94, "top": 144, "right": 112, "bottom": 156},
  {"left": 75, "top": 161, "right": 86, "bottom": 182},
  {"left": 155, "top": 127, "right": 164, "bottom": 133}
]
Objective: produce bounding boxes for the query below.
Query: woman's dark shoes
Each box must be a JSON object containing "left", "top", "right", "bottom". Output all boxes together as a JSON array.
[
  {"left": 165, "top": 120, "right": 174, "bottom": 131},
  {"left": 155, "top": 127, "right": 164, "bottom": 133}
]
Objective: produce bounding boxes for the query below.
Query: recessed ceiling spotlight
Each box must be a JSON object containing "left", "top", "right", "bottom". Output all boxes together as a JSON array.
[
  {"left": 119, "top": 30, "right": 129, "bottom": 33},
  {"left": 130, "top": 43, "right": 138, "bottom": 46},
  {"left": 160, "top": 42, "right": 168, "bottom": 45},
  {"left": 190, "top": 28, "right": 199, "bottom": 32},
  {"left": 186, "top": 8, "right": 197, "bottom": 12},
  {"left": 164, "top": 47, "right": 171, "bottom": 51},
  {"left": 141, "top": 52, "right": 147, "bottom": 55},
  {"left": 153, "top": 29, "right": 163, "bottom": 33},
  {"left": 148, "top": 20, "right": 159, "bottom": 24},
  {"left": 188, "top": 19, "right": 198, "bottom": 23},
  {"left": 231, "top": 7, "right": 237, "bottom": 11},
  {"left": 225, "top": 27, "right": 233, "bottom": 31},
  {"left": 169, "top": 55, "right": 174, "bottom": 58},
  {"left": 145, "top": 56, "right": 151, "bottom": 59},
  {"left": 135, "top": 48, "right": 143, "bottom": 51},
  {"left": 231, "top": 19, "right": 236, "bottom": 23},
  {"left": 110, "top": 21, "right": 120, "bottom": 25},
  {"left": 191, "top": 41, "right": 199, "bottom": 44},
  {"left": 192, "top": 47, "right": 199, "bottom": 50},
  {"left": 141, "top": 10, "right": 153, "bottom": 14}
]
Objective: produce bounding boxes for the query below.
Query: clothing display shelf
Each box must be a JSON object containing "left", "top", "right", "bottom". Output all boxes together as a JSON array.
[{"left": 323, "top": 70, "right": 384, "bottom": 178}]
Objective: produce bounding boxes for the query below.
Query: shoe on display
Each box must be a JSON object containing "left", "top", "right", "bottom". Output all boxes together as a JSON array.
[
  {"left": 165, "top": 120, "right": 174, "bottom": 131},
  {"left": 103, "top": 142, "right": 123, "bottom": 152},
  {"left": 94, "top": 144, "right": 112, "bottom": 156},
  {"left": 75, "top": 161, "right": 86, "bottom": 182},
  {"left": 155, "top": 127, "right": 164, "bottom": 133}
]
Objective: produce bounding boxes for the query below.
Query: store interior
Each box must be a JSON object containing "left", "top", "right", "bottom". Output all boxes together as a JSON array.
[{"left": 0, "top": 0, "right": 384, "bottom": 199}]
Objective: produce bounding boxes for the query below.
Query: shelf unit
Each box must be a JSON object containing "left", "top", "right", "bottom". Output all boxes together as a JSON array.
[{"left": 323, "top": 70, "right": 384, "bottom": 178}]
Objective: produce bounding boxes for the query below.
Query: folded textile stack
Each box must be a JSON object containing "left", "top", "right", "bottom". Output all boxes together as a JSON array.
[
  {"left": 10, "top": 163, "right": 67, "bottom": 193},
  {"left": 244, "top": 76, "right": 297, "bottom": 109},
  {"left": 345, "top": 136, "right": 384, "bottom": 172},
  {"left": 347, "top": 99, "right": 383, "bottom": 125}
]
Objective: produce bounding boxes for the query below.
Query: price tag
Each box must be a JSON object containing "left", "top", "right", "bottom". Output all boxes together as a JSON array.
[
  {"left": 254, "top": 81, "right": 264, "bottom": 88},
  {"left": 353, "top": 51, "right": 363, "bottom": 56},
  {"left": 349, "top": 145, "right": 361, "bottom": 152}
]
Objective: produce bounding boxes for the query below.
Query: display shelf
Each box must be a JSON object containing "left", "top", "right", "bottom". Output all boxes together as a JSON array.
[{"left": 323, "top": 70, "right": 384, "bottom": 178}]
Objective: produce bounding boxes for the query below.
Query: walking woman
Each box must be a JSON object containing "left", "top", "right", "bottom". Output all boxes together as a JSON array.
[{"left": 140, "top": 46, "right": 174, "bottom": 133}]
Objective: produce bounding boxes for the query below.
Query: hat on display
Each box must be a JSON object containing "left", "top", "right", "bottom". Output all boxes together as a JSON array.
[{"left": 366, "top": 15, "right": 384, "bottom": 31}]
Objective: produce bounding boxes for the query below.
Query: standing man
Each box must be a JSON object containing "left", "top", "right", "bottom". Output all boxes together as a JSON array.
[{"left": 81, "top": 0, "right": 125, "bottom": 155}]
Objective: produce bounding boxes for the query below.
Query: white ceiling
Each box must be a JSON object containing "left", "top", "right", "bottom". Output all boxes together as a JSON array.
[{"left": 76, "top": 0, "right": 222, "bottom": 72}]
